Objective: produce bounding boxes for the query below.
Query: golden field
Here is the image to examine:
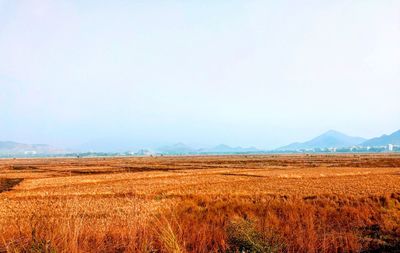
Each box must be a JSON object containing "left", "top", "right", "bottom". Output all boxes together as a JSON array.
[{"left": 0, "top": 154, "right": 400, "bottom": 252}]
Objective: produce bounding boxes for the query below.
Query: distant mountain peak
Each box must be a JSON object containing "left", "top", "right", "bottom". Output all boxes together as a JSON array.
[
  {"left": 325, "top": 129, "right": 339, "bottom": 134},
  {"left": 214, "top": 144, "right": 231, "bottom": 149},
  {"left": 278, "top": 130, "right": 366, "bottom": 150},
  {"left": 172, "top": 142, "right": 190, "bottom": 148},
  {"left": 323, "top": 129, "right": 344, "bottom": 136}
]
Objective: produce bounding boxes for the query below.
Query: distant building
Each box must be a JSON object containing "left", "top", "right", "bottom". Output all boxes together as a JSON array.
[
  {"left": 388, "top": 144, "right": 394, "bottom": 151},
  {"left": 327, "top": 147, "right": 336, "bottom": 152}
]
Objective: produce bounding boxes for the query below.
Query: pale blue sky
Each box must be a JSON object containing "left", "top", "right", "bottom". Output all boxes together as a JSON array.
[{"left": 1, "top": 0, "right": 400, "bottom": 150}]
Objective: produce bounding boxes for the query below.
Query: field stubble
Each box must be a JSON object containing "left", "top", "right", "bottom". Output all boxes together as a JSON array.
[{"left": 0, "top": 154, "right": 399, "bottom": 252}]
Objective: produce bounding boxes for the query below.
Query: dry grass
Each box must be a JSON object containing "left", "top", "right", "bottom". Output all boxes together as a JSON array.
[{"left": 0, "top": 154, "right": 399, "bottom": 252}]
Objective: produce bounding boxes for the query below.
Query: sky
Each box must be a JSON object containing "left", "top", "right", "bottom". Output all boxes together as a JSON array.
[{"left": 1, "top": 0, "right": 400, "bottom": 151}]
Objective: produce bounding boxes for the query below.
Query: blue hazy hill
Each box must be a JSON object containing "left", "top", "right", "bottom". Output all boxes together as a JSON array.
[
  {"left": 278, "top": 130, "right": 366, "bottom": 150},
  {"left": 361, "top": 130, "right": 400, "bottom": 146}
]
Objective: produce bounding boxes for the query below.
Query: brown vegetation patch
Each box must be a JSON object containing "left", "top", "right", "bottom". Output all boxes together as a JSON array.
[{"left": 0, "top": 178, "right": 23, "bottom": 193}]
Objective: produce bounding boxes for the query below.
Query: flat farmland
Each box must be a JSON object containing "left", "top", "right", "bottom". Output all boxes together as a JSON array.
[{"left": 1, "top": 154, "right": 400, "bottom": 252}]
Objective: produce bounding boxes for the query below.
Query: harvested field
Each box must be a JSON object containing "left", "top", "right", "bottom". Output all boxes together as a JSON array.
[{"left": 0, "top": 154, "right": 399, "bottom": 252}]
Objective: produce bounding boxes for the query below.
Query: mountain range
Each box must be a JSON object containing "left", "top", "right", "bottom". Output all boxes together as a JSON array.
[
  {"left": 156, "top": 143, "right": 260, "bottom": 154},
  {"left": 1, "top": 129, "right": 399, "bottom": 155},
  {"left": 361, "top": 130, "right": 400, "bottom": 146},
  {"left": 0, "top": 141, "right": 64, "bottom": 155},
  {"left": 156, "top": 143, "right": 195, "bottom": 154},
  {"left": 200, "top": 144, "right": 260, "bottom": 153},
  {"left": 278, "top": 129, "right": 400, "bottom": 151}
]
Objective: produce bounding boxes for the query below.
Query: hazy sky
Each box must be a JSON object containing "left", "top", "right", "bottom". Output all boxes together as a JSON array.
[{"left": 1, "top": 0, "right": 400, "bottom": 150}]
